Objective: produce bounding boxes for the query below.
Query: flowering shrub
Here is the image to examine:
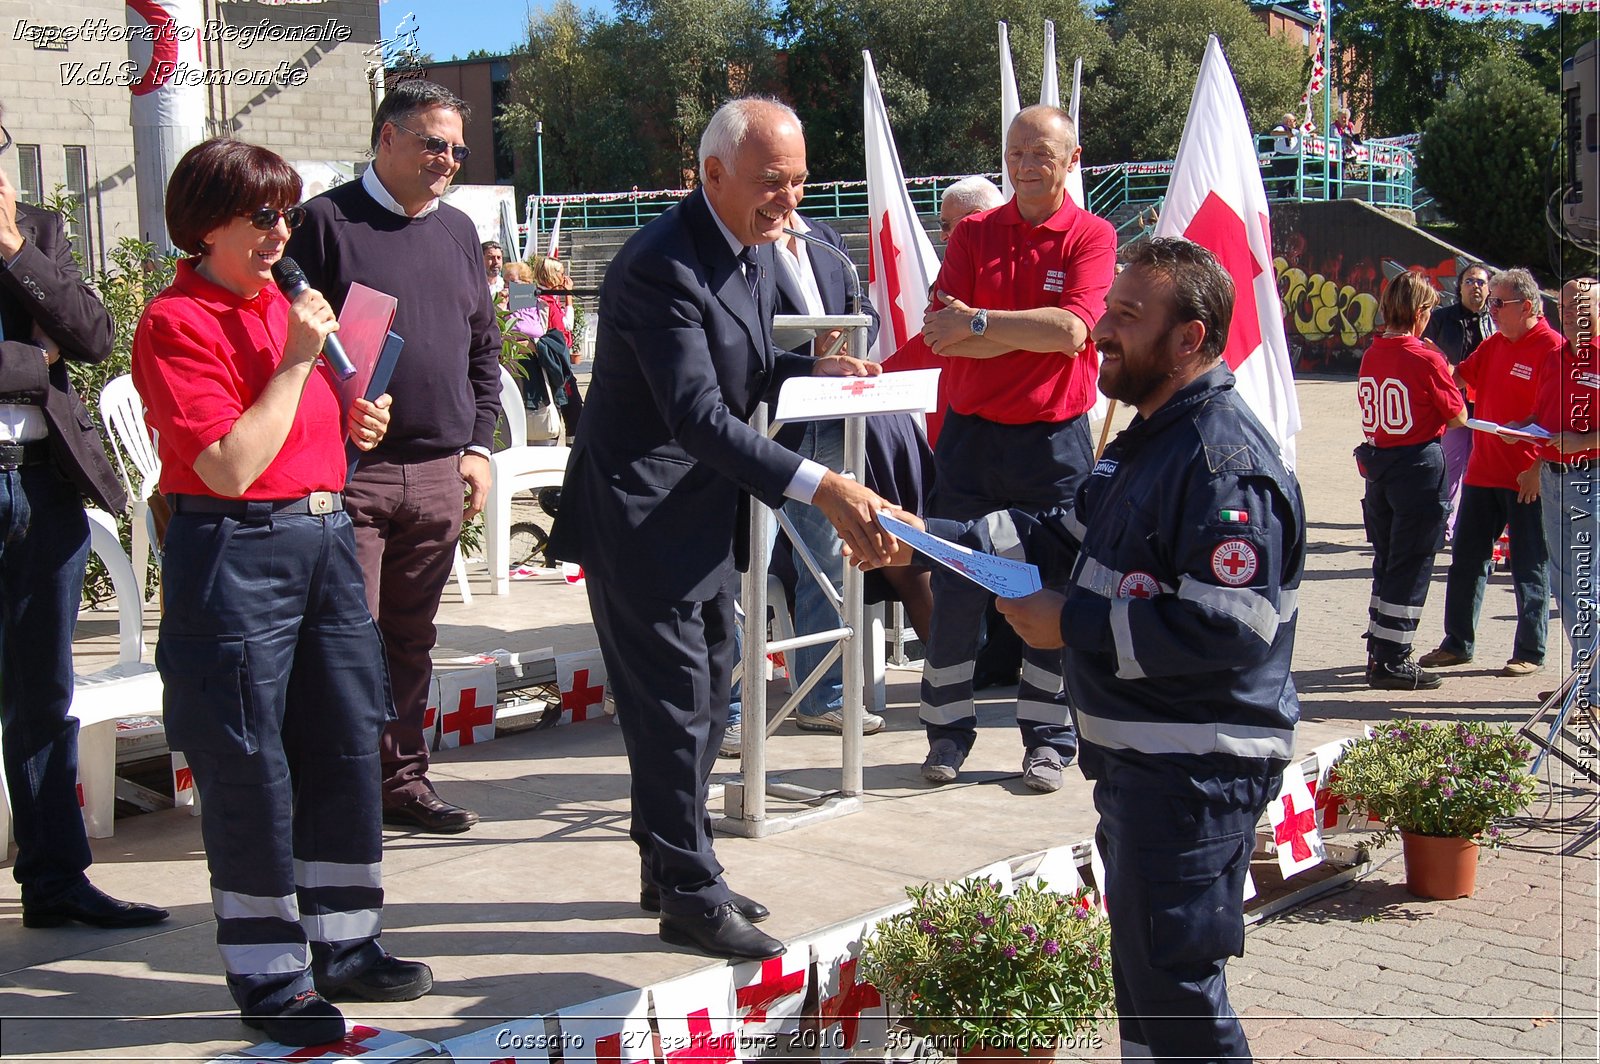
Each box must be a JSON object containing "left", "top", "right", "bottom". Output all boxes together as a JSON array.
[
  {"left": 1327, "top": 718, "right": 1537, "bottom": 844},
  {"left": 859, "top": 877, "right": 1113, "bottom": 1052}
]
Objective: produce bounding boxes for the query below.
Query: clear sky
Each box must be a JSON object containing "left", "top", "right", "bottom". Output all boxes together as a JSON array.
[{"left": 381, "top": 0, "right": 580, "bottom": 63}]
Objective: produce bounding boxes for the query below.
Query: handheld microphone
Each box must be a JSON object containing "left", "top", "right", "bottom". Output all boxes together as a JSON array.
[{"left": 271, "top": 257, "right": 356, "bottom": 380}]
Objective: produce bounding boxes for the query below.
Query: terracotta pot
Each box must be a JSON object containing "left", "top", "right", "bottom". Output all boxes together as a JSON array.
[
  {"left": 1401, "top": 830, "right": 1480, "bottom": 899},
  {"left": 959, "top": 1040, "right": 1059, "bottom": 1064}
]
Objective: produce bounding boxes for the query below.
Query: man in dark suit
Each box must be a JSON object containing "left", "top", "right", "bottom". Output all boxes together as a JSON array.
[
  {"left": 0, "top": 107, "right": 167, "bottom": 929},
  {"left": 549, "top": 98, "right": 895, "bottom": 961}
]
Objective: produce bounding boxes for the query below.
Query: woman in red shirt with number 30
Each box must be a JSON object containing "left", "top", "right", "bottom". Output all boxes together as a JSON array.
[{"left": 1355, "top": 272, "right": 1467, "bottom": 691}]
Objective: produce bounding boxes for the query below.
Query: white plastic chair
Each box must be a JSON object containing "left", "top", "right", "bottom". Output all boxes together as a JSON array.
[
  {"left": 486, "top": 366, "right": 570, "bottom": 596},
  {"left": 98, "top": 375, "right": 160, "bottom": 604}
]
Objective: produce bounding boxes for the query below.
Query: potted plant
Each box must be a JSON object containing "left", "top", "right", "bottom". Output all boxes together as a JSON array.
[
  {"left": 859, "top": 877, "right": 1113, "bottom": 1061},
  {"left": 1327, "top": 718, "right": 1538, "bottom": 899}
]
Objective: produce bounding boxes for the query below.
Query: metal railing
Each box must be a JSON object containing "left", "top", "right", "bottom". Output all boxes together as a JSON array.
[{"left": 518, "top": 134, "right": 1417, "bottom": 243}]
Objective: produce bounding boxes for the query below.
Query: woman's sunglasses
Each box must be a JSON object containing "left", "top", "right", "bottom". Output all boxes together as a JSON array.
[{"left": 242, "top": 206, "right": 307, "bottom": 231}]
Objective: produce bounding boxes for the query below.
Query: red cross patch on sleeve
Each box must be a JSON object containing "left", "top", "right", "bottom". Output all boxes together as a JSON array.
[{"left": 1210, "top": 539, "right": 1259, "bottom": 586}]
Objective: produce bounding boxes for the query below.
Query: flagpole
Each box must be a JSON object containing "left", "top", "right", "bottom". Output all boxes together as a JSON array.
[{"left": 1094, "top": 400, "right": 1118, "bottom": 460}]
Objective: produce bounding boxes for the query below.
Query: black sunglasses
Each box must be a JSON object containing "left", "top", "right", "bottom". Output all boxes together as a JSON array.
[
  {"left": 241, "top": 206, "right": 307, "bottom": 231},
  {"left": 393, "top": 122, "right": 470, "bottom": 163},
  {"left": 1488, "top": 296, "right": 1528, "bottom": 311}
]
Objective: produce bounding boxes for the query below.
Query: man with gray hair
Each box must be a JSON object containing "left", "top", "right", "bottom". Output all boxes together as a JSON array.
[
  {"left": 1419, "top": 267, "right": 1563, "bottom": 682},
  {"left": 938, "top": 176, "right": 1004, "bottom": 241},
  {"left": 550, "top": 97, "right": 896, "bottom": 961},
  {"left": 287, "top": 79, "right": 501, "bottom": 834}
]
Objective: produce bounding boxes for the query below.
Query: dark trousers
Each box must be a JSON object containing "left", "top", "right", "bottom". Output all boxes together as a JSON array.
[
  {"left": 921, "top": 411, "right": 1090, "bottom": 755},
  {"left": 586, "top": 572, "right": 736, "bottom": 917},
  {"left": 1440, "top": 484, "right": 1548, "bottom": 664},
  {"left": 158, "top": 506, "right": 391, "bottom": 1013},
  {"left": 0, "top": 464, "right": 92, "bottom": 901},
  {"left": 345, "top": 454, "right": 466, "bottom": 804},
  {"left": 1094, "top": 753, "right": 1280, "bottom": 1063},
  {"left": 1359, "top": 441, "right": 1448, "bottom": 665}
]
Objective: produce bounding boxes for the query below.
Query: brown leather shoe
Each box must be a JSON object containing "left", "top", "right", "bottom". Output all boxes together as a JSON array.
[
  {"left": 382, "top": 791, "right": 479, "bottom": 834},
  {"left": 1417, "top": 647, "right": 1472, "bottom": 669}
]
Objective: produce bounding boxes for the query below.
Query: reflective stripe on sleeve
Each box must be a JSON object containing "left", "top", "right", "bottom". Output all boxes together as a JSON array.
[
  {"left": 983, "top": 511, "right": 1025, "bottom": 560},
  {"left": 1178, "top": 577, "right": 1279, "bottom": 644},
  {"left": 1109, "top": 599, "right": 1145, "bottom": 680}
]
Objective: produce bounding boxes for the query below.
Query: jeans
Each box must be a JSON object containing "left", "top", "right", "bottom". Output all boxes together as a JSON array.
[
  {"left": 1542, "top": 463, "right": 1597, "bottom": 684},
  {"left": 783, "top": 421, "right": 849, "bottom": 719},
  {"left": 1440, "top": 484, "right": 1548, "bottom": 664},
  {"left": 0, "top": 465, "right": 93, "bottom": 900}
]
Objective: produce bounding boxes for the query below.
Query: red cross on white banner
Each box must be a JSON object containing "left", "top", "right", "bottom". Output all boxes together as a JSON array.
[
  {"left": 1311, "top": 739, "right": 1358, "bottom": 833},
  {"left": 559, "top": 988, "right": 652, "bottom": 1064},
  {"left": 562, "top": 668, "right": 605, "bottom": 722},
  {"left": 664, "top": 1009, "right": 738, "bottom": 1064},
  {"left": 1267, "top": 769, "right": 1324, "bottom": 878},
  {"left": 277, "top": 1024, "right": 381, "bottom": 1061},
  {"left": 733, "top": 949, "right": 808, "bottom": 1035},
  {"left": 819, "top": 959, "right": 882, "bottom": 1050},
  {"left": 809, "top": 923, "right": 887, "bottom": 1063},
  {"left": 650, "top": 966, "right": 739, "bottom": 1064},
  {"left": 441, "top": 687, "right": 495, "bottom": 747},
  {"left": 557, "top": 650, "right": 609, "bottom": 725}
]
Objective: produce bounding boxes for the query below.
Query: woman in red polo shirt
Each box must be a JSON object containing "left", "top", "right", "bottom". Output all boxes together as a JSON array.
[
  {"left": 130, "top": 139, "right": 427, "bottom": 1048},
  {"left": 1355, "top": 272, "right": 1466, "bottom": 690}
]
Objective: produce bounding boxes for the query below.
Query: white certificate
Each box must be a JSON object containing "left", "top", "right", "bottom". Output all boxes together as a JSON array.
[
  {"left": 878, "top": 511, "right": 1043, "bottom": 599},
  {"left": 1466, "top": 417, "right": 1552, "bottom": 441},
  {"left": 773, "top": 368, "right": 941, "bottom": 423}
]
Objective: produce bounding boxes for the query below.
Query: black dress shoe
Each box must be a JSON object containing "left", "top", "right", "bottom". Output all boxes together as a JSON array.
[
  {"left": 316, "top": 954, "right": 434, "bottom": 1003},
  {"left": 242, "top": 990, "right": 346, "bottom": 1047},
  {"left": 659, "top": 902, "right": 785, "bottom": 960},
  {"left": 640, "top": 884, "right": 770, "bottom": 923},
  {"left": 22, "top": 880, "right": 170, "bottom": 930},
  {"left": 382, "top": 791, "right": 479, "bottom": 834}
]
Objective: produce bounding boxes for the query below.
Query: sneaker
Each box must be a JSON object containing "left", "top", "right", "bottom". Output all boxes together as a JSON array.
[
  {"left": 719, "top": 722, "right": 742, "bottom": 758},
  {"left": 795, "top": 708, "right": 886, "bottom": 735},
  {"left": 1417, "top": 647, "right": 1472, "bottom": 668},
  {"left": 921, "top": 738, "right": 966, "bottom": 784},
  {"left": 1368, "top": 658, "right": 1443, "bottom": 691},
  {"left": 1020, "top": 747, "right": 1064, "bottom": 793},
  {"left": 1501, "top": 659, "right": 1541, "bottom": 677},
  {"left": 242, "top": 990, "right": 346, "bottom": 1047}
]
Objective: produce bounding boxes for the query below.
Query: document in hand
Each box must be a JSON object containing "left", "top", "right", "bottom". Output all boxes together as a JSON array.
[
  {"left": 772, "top": 368, "right": 940, "bottom": 423},
  {"left": 877, "top": 510, "right": 1042, "bottom": 599},
  {"left": 1465, "top": 417, "right": 1552, "bottom": 441}
]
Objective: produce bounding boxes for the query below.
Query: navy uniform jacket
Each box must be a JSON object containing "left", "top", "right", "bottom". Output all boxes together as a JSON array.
[
  {"left": 549, "top": 188, "right": 816, "bottom": 601},
  {"left": 939, "top": 365, "right": 1305, "bottom": 774}
]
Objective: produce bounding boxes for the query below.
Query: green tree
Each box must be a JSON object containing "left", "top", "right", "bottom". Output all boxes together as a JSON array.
[
  {"left": 1094, "top": 0, "right": 1306, "bottom": 162},
  {"left": 1417, "top": 56, "right": 1559, "bottom": 269},
  {"left": 1331, "top": 0, "right": 1521, "bottom": 137},
  {"left": 1515, "top": 12, "right": 1600, "bottom": 96}
]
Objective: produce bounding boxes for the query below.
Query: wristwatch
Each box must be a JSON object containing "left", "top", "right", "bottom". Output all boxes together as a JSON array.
[{"left": 970, "top": 308, "right": 989, "bottom": 336}]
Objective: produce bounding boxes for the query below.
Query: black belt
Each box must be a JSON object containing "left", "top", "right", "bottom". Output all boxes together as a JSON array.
[
  {"left": 0, "top": 440, "right": 52, "bottom": 470},
  {"left": 170, "top": 491, "right": 343, "bottom": 516}
]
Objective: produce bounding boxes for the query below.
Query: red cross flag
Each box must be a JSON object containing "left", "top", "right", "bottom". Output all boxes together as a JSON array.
[
  {"left": 864, "top": 50, "right": 941, "bottom": 361},
  {"left": 1153, "top": 36, "right": 1302, "bottom": 468},
  {"left": 422, "top": 677, "right": 442, "bottom": 751},
  {"left": 437, "top": 664, "right": 497, "bottom": 750},
  {"left": 1267, "top": 768, "right": 1325, "bottom": 879},
  {"left": 1031, "top": 845, "right": 1083, "bottom": 896},
  {"left": 1311, "top": 739, "right": 1358, "bottom": 833},
  {"left": 547, "top": 204, "right": 564, "bottom": 260},
  {"left": 558, "top": 988, "right": 653, "bottom": 1064},
  {"left": 171, "top": 751, "right": 195, "bottom": 810},
  {"left": 810, "top": 922, "right": 887, "bottom": 1063},
  {"left": 650, "top": 967, "right": 740, "bottom": 1064},
  {"left": 224, "top": 1023, "right": 440, "bottom": 1062},
  {"left": 557, "top": 649, "right": 609, "bottom": 725},
  {"left": 439, "top": 1015, "right": 551, "bottom": 1064},
  {"left": 731, "top": 946, "right": 809, "bottom": 1044}
]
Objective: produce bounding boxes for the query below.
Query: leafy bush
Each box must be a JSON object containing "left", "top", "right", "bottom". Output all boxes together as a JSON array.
[
  {"left": 1328, "top": 717, "right": 1538, "bottom": 845},
  {"left": 860, "top": 877, "right": 1114, "bottom": 1052}
]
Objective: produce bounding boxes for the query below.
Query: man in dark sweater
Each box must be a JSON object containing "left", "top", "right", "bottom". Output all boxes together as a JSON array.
[{"left": 287, "top": 80, "right": 501, "bottom": 834}]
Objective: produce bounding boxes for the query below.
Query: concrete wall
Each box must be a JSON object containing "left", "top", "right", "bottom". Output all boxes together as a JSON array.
[{"left": 1, "top": 0, "right": 380, "bottom": 272}]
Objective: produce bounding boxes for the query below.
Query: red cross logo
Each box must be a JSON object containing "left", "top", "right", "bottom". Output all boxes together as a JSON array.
[
  {"left": 819, "top": 958, "right": 882, "bottom": 1048},
  {"left": 1117, "top": 571, "right": 1160, "bottom": 599},
  {"left": 1182, "top": 192, "right": 1264, "bottom": 371},
  {"left": 1310, "top": 774, "right": 1345, "bottom": 830},
  {"left": 737, "top": 956, "right": 805, "bottom": 1023},
  {"left": 562, "top": 668, "right": 605, "bottom": 721},
  {"left": 665, "top": 1008, "right": 738, "bottom": 1064},
  {"left": 442, "top": 687, "right": 494, "bottom": 746},
  {"left": 874, "top": 211, "right": 911, "bottom": 348},
  {"left": 1273, "top": 789, "right": 1318, "bottom": 862},
  {"left": 840, "top": 380, "right": 876, "bottom": 397},
  {"left": 283, "top": 1025, "right": 379, "bottom": 1060},
  {"left": 1210, "top": 539, "right": 1258, "bottom": 586}
]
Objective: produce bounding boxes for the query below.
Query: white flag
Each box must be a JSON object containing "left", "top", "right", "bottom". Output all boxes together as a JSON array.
[
  {"left": 1040, "top": 21, "right": 1059, "bottom": 108},
  {"left": 546, "top": 203, "right": 564, "bottom": 260},
  {"left": 1066, "top": 56, "right": 1086, "bottom": 210},
  {"left": 1154, "top": 36, "right": 1302, "bottom": 468},
  {"left": 998, "top": 22, "right": 1021, "bottom": 200},
  {"left": 864, "top": 51, "right": 941, "bottom": 361},
  {"left": 1267, "top": 767, "right": 1325, "bottom": 879}
]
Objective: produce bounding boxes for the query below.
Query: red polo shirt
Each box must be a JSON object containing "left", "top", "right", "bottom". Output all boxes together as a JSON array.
[
  {"left": 1534, "top": 338, "right": 1599, "bottom": 463},
  {"left": 933, "top": 196, "right": 1116, "bottom": 424},
  {"left": 132, "top": 259, "right": 347, "bottom": 498},
  {"left": 1357, "top": 334, "right": 1463, "bottom": 447},
  {"left": 1458, "top": 318, "right": 1564, "bottom": 489}
]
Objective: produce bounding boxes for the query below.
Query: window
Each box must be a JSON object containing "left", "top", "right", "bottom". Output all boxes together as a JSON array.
[
  {"left": 16, "top": 144, "right": 43, "bottom": 206},
  {"left": 63, "top": 145, "right": 91, "bottom": 263}
]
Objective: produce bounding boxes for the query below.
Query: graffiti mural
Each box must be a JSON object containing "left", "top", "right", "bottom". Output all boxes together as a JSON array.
[{"left": 1269, "top": 201, "right": 1477, "bottom": 372}]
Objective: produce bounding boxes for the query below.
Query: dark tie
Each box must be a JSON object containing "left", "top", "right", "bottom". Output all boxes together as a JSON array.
[{"left": 738, "top": 246, "right": 760, "bottom": 304}]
